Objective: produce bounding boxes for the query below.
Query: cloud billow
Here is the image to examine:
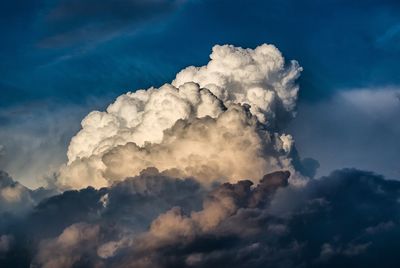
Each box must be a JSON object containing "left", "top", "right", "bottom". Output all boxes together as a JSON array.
[
  {"left": 1, "top": 169, "right": 399, "bottom": 267},
  {"left": 58, "top": 44, "right": 303, "bottom": 189},
  {"left": 1, "top": 44, "right": 399, "bottom": 268}
]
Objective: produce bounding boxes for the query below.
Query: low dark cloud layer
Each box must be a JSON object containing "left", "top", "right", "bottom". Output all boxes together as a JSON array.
[{"left": 1, "top": 168, "right": 400, "bottom": 267}]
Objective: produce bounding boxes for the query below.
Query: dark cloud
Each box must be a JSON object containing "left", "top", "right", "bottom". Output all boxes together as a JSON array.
[
  {"left": 0, "top": 168, "right": 204, "bottom": 267},
  {"left": 104, "top": 169, "right": 400, "bottom": 268},
  {"left": 1, "top": 169, "right": 400, "bottom": 267},
  {"left": 21, "top": 168, "right": 203, "bottom": 239}
]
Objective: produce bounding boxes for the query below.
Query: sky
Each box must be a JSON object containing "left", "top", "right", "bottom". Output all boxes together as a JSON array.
[
  {"left": 1, "top": 1, "right": 400, "bottom": 267},
  {"left": 1, "top": 0, "right": 400, "bottom": 187},
  {"left": 1, "top": 0, "right": 400, "bottom": 186}
]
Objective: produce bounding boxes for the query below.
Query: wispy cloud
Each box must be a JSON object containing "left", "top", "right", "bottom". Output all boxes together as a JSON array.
[{"left": 37, "top": 0, "right": 184, "bottom": 48}]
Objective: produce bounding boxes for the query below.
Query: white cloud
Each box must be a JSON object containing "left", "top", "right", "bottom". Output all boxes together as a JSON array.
[{"left": 58, "top": 44, "right": 303, "bottom": 189}]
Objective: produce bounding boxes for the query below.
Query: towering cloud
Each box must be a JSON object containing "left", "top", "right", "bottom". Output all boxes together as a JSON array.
[
  {"left": 3, "top": 43, "right": 398, "bottom": 268},
  {"left": 58, "top": 44, "right": 303, "bottom": 189}
]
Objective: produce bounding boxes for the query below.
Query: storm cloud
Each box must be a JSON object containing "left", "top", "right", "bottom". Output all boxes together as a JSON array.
[
  {"left": 0, "top": 43, "right": 399, "bottom": 268},
  {"left": 1, "top": 169, "right": 400, "bottom": 267}
]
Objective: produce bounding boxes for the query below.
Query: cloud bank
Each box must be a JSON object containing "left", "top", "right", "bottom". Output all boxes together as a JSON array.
[
  {"left": 2, "top": 169, "right": 400, "bottom": 267},
  {"left": 1, "top": 43, "right": 399, "bottom": 268}
]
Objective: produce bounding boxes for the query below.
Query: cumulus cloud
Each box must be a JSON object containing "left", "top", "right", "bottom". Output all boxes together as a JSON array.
[
  {"left": 107, "top": 169, "right": 400, "bottom": 268},
  {"left": 59, "top": 44, "right": 303, "bottom": 189},
  {"left": 0, "top": 170, "right": 56, "bottom": 214},
  {"left": 28, "top": 170, "right": 291, "bottom": 268},
  {"left": 4, "top": 169, "right": 394, "bottom": 268},
  {"left": 3, "top": 43, "right": 400, "bottom": 268},
  {"left": 1, "top": 169, "right": 204, "bottom": 266},
  {"left": 33, "top": 222, "right": 101, "bottom": 268},
  {"left": 0, "top": 171, "right": 35, "bottom": 213},
  {"left": 172, "top": 44, "right": 301, "bottom": 126}
]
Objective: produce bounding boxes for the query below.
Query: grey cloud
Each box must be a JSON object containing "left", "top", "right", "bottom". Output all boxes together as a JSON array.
[
  {"left": 0, "top": 101, "right": 97, "bottom": 188},
  {"left": 45, "top": 170, "right": 291, "bottom": 268},
  {"left": 2, "top": 169, "right": 400, "bottom": 267},
  {"left": 0, "top": 234, "right": 13, "bottom": 254},
  {"left": 288, "top": 88, "right": 400, "bottom": 180},
  {"left": 0, "top": 171, "right": 55, "bottom": 215}
]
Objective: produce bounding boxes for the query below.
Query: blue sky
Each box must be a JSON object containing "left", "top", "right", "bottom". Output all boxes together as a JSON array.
[{"left": 1, "top": 0, "right": 400, "bottom": 186}]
